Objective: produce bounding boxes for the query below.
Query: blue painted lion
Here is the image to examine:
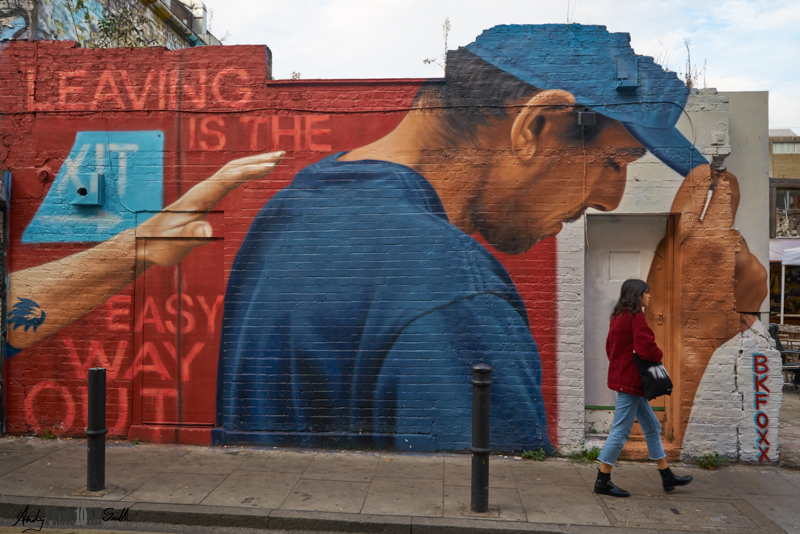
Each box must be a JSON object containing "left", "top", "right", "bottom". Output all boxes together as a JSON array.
[{"left": 9, "top": 298, "right": 46, "bottom": 333}]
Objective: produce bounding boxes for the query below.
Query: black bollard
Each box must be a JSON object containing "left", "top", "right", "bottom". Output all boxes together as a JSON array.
[
  {"left": 470, "top": 363, "right": 492, "bottom": 513},
  {"left": 86, "top": 368, "right": 107, "bottom": 492}
]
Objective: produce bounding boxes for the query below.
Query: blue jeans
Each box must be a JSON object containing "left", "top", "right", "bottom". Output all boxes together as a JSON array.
[{"left": 598, "top": 392, "right": 666, "bottom": 466}]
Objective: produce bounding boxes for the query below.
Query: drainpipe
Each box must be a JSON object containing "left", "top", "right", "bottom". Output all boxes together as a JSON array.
[{"left": 139, "top": 0, "right": 205, "bottom": 47}]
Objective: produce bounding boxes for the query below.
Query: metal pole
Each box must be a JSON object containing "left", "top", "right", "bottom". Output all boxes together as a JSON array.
[
  {"left": 86, "top": 368, "right": 107, "bottom": 491},
  {"left": 470, "top": 363, "right": 492, "bottom": 513}
]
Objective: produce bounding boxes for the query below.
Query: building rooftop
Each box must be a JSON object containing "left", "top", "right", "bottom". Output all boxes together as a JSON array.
[{"left": 770, "top": 128, "right": 800, "bottom": 137}]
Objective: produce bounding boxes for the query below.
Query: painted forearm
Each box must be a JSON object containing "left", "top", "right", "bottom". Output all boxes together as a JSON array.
[{"left": 8, "top": 228, "right": 140, "bottom": 349}]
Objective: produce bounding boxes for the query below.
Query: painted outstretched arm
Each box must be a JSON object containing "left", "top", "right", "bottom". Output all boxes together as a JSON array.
[{"left": 7, "top": 151, "right": 284, "bottom": 350}]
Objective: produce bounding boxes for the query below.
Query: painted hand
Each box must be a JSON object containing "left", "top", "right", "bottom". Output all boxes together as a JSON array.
[
  {"left": 136, "top": 151, "right": 284, "bottom": 267},
  {"left": 646, "top": 163, "right": 767, "bottom": 444},
  {"left": 671, "top": 164, "right": 767, "bottom": 315}
]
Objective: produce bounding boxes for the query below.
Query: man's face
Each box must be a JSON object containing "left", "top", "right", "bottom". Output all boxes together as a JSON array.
[{"left": 471, "top": 105, "right": 646, "bottom": 254}]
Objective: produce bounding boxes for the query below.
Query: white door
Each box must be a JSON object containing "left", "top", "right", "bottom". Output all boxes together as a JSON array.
[{"left": 584, "top": 215, "right": 668, "bottom": 408}]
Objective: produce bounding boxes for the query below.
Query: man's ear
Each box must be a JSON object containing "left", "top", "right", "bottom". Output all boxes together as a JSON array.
[{"left": 511, "top": 89, "right": 576, "bottom": 161}]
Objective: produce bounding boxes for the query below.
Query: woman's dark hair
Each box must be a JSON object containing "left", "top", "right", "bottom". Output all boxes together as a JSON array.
[{"left": 611, "top": 279, "right": 649, "bottom": 319}]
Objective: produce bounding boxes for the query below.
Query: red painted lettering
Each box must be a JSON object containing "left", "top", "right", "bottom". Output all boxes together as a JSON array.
[
  {"left": 240, "top": 116, "right": 271, "bottom": 151},
  {"left": 756, "top": 411, "right": 769, "bottom": 429},
  {"left": 305, "top": 115, "right": 331, "bottom": 151},
  {"left": 109, "top": 387, "right": 130, "bottom": 435},
  {"left": 59, "top": 70, "right": 86, "bottom": 109},
  {"left": 189, "top": 116, "right": 197, "bottom": 150},
  {"left": 758, "top": 446, "right": 770, "bottom": 463},
  {"left": 161, "top": 341, "right": 204, "bottom": 381},
  {"left": 130, "top": 342, "right": 172, "bottom": 381},
  {"left": 92, "top": 70, "right": 125, "bottom": 109},
  {"left": 165, "top": 293, "right": 195, "bottom": 334},
  {"left": 755, "top": 392, "right": 768, "bottom": 410},
  {"left": 106, "top": 295, "right": 132, "bottom": 332},
  {"left": 159, "top": 69, "right": 168, "bottom": 109},
  {"left": 273, "top": 116, "right": 302, "bottom": 150},
  {"left": 181, "top": 342, "right": 205, "bottom": 381},
  {"left": 141, "top": 387, "right": 177, "bottom": 416},
  {"left": 755, "top": 373, "right": 770, "bottom": 394},
  {"left": 158, "top": 69, "right": 178, "bottom": 110},
  {"left": 135, "top": 296, "right": 166, "bottom": 333},
  {"left": 757, "top": 427, "right": 770, "bottom": 447},
  {"left": 200, "top": 117, "right": 226, "bottom": 151},
  {"left": 212, "top": 68, "right": 252, "bottom": 107},
  {"left": 754, "top": 353, "right": 769, "bottom": 374},
  {"left": 121, "top": 69, "right": 156, "bottom": 110},
  {"left": 183, "top": 69, "right": 206, "bottom": 109},
  {"left": 64, "top": 337, "right": 129, "bottom": 380},
  {"left": 25, "top": 68, "right": 36, "bottom": 111},
  {"left": 197, "top": 295, "right": 224, "bottom": 335},
  {"left": 24, "top": 382, "right": 75, "bottom": 430}
]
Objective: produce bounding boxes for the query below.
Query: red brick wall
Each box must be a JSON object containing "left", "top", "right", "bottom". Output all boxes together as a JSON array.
[{"left": 0, "top": 41, "right": 558, "bottom": 448}]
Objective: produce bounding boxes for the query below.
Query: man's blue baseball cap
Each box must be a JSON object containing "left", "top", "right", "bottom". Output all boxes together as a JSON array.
[{"left": 464, "top": 24, "right": 707, "bottom": 177}]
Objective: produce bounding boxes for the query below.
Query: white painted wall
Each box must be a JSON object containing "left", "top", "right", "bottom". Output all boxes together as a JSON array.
[
  {"left": 681, "top": 321, "right": 782, "bottom": 464},
  {"left": 556, "top": 217, "right": 586, "bottom": 452}
]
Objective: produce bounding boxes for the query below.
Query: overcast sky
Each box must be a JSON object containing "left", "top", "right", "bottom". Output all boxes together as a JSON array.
[{"left": 202, "top": 0, "right": 799, "bottom": 130}]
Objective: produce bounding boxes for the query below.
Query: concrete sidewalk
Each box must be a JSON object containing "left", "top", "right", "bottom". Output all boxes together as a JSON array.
[{"left": 0, "top": 436, "right": 797, "bottom": 534}]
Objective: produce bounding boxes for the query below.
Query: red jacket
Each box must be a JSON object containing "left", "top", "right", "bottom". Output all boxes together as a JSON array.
[{"left": 606, "top": 310, "right": 663, "bottom": 397}]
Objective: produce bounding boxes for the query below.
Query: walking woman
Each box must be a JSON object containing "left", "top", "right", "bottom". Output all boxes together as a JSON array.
[{"left": 594, "top": 279, "right": 693, "bottom": 497}]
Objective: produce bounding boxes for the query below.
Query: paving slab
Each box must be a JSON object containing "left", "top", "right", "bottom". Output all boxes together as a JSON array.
[
  {"left": 374, "top": 454, "right": 444, "bottom": 480},
  {"left": 775, "top": 467, "right": 800, "bottom": 491},
  {"left": 120, "top": 472, "right": 227, "bottom": 505},
  {"left": 740, "top": 494, "right": 800, "bottom": 532},
  {"left": 43, "top": 468, "right": 162, "bottom": 500},
  {"left": 639, "top": 465, "right": 741, "bottom": 499},
  {"left": 201, "top": 470, "right": 300, "bottom": 509},
  {"left": 0, "top": 448, "right": 67, "bottom": 477},
  {"left": 280, "top": 479, "right": 369, "bottom": 513},
  {"left": 516, "top": 482, "right": 611, "bottom": 526},
  {"left": 237, "top": 449, "right": 317, "bottom": 473},
  {"left": 0, "top": 463, "right": 84, "bottom": 497},
  {"left": 509, "top": 459, "right": 586, "bottom": 486},
  {"left": 0, "top": 437, "right": 74, "bottom": 452},
  {"left": 24, "top": 443, "right": 86, "bottom": 469},
  {"left": 601, "top": 496, "right": 763, "bottom": 531},
  {"left": 711, "top": 466, "right": 800, "bottom": 496},
  {"left": 361, "top": 478, "right": 443, "bottom": 517},
  {"left": 575, "top": 463, "right": 664, "bottom": 496},
  {"left": 779, "top": 388, "right": 800, "bottom": 467},
  {"left": 301, "top": 452, "right": 378, "bottom": 482},
  {"left": 105, "top": 444, "right": 192, "bottom": 469},
  {"left": 163, "top": 448, "right": 249, "bottom": 475},
  {"left": 443, "top": 455, "right": 516, "bottom": 488},
  {"left": 442, "top": 485, "right": 526, "bottom": 522}
]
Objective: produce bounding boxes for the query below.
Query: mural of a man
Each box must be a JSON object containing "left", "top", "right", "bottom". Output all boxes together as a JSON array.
[
  {"left": 215, "top": 26, "right": 764, "bottom": 451},
  {"left": 6, "top": 25, "right": 767, "bottom": 452}
]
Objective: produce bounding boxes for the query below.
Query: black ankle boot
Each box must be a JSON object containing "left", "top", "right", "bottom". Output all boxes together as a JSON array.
[
  {"left": 659, "top": 467, "right": 693, "bottom": 492},
  {"left": 594, "top": 469, "right": 630, "bottom": 497}
]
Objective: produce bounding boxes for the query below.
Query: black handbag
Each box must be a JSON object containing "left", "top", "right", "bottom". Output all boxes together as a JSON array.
[{"left": 633, "top": 352, "right": 673, "bottom": 400}]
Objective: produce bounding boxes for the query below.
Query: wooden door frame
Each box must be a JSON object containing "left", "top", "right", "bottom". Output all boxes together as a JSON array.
[{"left": 665, "top": 214, "right": 681, "bottom": 443}]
